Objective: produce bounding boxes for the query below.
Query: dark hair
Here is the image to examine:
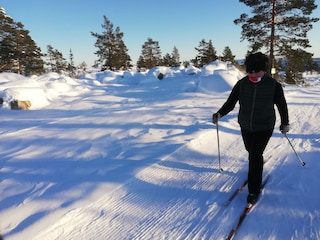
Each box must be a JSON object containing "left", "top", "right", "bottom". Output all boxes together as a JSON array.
[{"left": 245, "top": 52, "right": 269, "bottom": 73}]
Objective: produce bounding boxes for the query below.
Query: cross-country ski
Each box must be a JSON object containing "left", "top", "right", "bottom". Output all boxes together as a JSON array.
[{"left": 226, "top": 175, "right": 270, "bottom": 240}]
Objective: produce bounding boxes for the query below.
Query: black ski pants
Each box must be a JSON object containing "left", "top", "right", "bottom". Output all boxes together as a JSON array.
[{"left": 241, "top": 128, "right": 273, "bottom": 195}]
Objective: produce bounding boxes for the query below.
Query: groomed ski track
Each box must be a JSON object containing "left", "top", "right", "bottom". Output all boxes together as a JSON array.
[
  {"left": 30, "top": 123, "right": 319, "bottom": 240},
  {"left": 1, "top": 82, "right": 320, "bottom": 240},
  {"left": 34, "top": 96, "right": 320, "bottom": 240}
]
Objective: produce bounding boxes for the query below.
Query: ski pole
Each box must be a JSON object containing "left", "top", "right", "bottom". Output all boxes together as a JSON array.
[
  {"left": 216, "top": 121, "right": 223, "bottom": 172},
  {"left": 284, "top": 133, "right": 306, "bottom": 167}
]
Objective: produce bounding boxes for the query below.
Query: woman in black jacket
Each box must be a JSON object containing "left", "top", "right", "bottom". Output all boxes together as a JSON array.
[{"left": 212, "top": 52, "right": 289, "bottom": 205}]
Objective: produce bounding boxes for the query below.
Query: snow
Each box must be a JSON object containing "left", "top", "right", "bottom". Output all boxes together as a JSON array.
[{"left": 0, "top": 61, "right": 320, "bottom": 240}]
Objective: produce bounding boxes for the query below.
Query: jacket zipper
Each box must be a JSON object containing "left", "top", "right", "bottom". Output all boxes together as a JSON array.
[{"left": 249, "top": 85, "right": 257, "bottom": 131}]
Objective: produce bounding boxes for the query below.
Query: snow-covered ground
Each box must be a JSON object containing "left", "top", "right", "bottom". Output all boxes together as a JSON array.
[{"left": 0, "top": 62, "right": 319, "bottom": 240}]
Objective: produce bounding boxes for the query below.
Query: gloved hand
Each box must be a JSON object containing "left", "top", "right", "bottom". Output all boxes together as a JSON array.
[
  {"left": 280, "top": 124, "right": 290, "bottom": 134},
  {"left": 212, "top": 113, "right": 221, "bottom": 124}
]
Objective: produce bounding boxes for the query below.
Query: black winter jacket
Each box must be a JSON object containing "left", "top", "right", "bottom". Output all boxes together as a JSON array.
[{"left": 217, "top": 74, "right": 289, "bottom": 132}]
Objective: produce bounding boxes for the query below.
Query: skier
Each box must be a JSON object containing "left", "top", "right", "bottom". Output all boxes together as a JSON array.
[{"left": 212, "top": 52, "right": 289, "bottom": 205}]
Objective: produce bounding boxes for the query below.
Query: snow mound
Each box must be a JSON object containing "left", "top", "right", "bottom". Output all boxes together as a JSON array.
[
  {"left": 2, "top": 87, "right": 50, "bottom": 109},
  {"left": 0, "top": 61, "right": 246, "bottom": 110},
  {"left": 198, "top": 61, "right": 244, "bottom": 93},
  {"left": 0, "top": 72, "right": 89, "bottom": 109}
]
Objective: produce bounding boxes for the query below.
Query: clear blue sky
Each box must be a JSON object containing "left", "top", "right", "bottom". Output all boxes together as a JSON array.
[{"left": 1, "top": 0, "right": 320, "bottom": 66}]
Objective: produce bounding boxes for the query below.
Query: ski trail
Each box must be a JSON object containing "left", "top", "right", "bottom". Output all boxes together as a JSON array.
[
  {"left": 31, "top": 122, "right": 278, "bottom": 240},
  {"left": 12, "top": 86, "right": 320, "bottom": 240},
  {"left": 29, "top": 128, "right": 247, "bottom": 240}
]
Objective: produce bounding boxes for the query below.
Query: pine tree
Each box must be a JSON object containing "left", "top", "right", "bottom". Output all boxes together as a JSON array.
[
  {"left": 136, "top": 56, "right": 146, "bottom": 70},
  {"left": 162, "top": 46, "right": 180, "bottom": 67},
  {"left": 137, "top": 38, "right": 162, "bottom": 69},
  {"left": 171, "top": 46, "right": 180, "bottom": 67},
  {"left": 45, "top": 45, "right": 67, "bottom": 73},
  {"left": 282, "top": 47, "right": 316, "bottom": 84},
  {"left": 78, "top": 61, "right": 87, "bottom": 70},
  {"left": 69, "top": 49, "right": 74, "bottom": 67},
  {"left": 234, "top": 0, "right": 319, "bottom": 78},
  {"left": 91, "top": 16, "right": 131, "bottom": 70},
  {"left": 220, "top": 46, "right": 236, "bottom": 64},
  {"left": 46, "top": 45, "right": 55, "bottom": 72},
  {"left": 67, "top": 49, "right": 76, "bottom": 76},
  {"left": 0, "top": 7, "right": 16, "bottom": 71},
  {"left": 22, "top": 36, "right": 44, "bottom": 76},
  {"left": 0, "top": 7, "right": 44, "bottom": 75},
  {"left": 162, "top": 53, "right": 173, "bottom": 67},
  {"left": 192, "top": 39, "right": 218, "bottom": 67}
]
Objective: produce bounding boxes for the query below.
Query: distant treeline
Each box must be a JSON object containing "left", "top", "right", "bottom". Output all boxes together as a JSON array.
[{"left": 1, "top": 0, "right": 320, "bottom": 85}]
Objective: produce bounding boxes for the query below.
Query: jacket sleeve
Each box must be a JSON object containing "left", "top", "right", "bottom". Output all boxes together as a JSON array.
[
  {"left": 274, "top": 83, "right": 289, "bottom": 125},
  {"left": 217, "top": 80, "right": 240, "bottom": 117}
]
